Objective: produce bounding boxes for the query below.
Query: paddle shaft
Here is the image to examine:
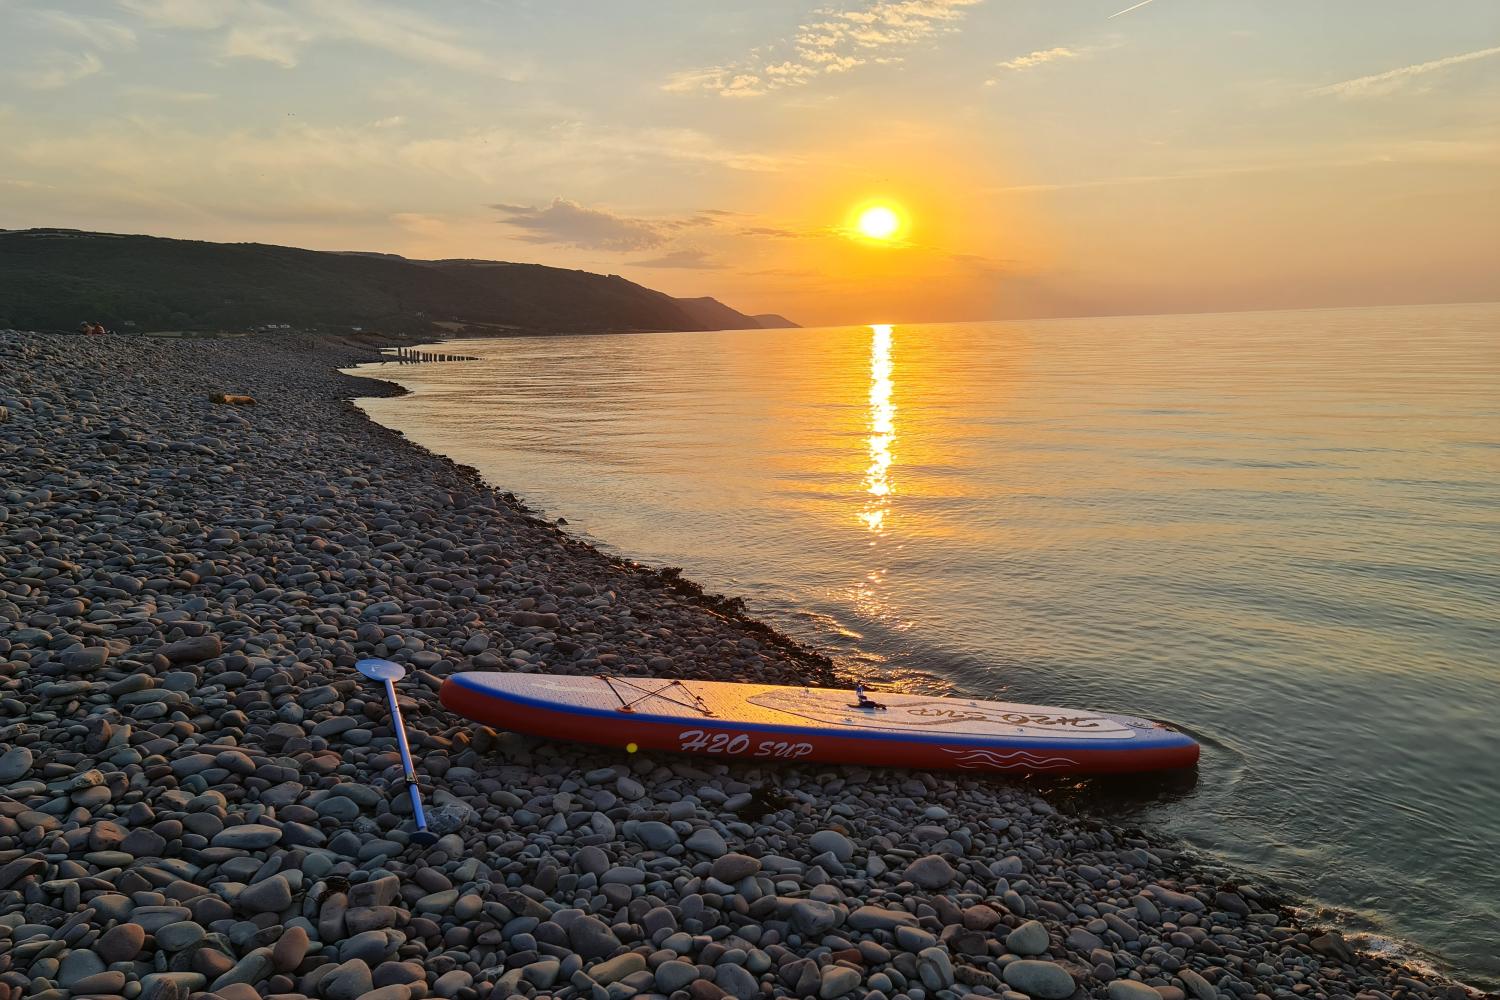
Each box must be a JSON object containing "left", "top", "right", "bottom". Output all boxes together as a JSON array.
[{"left": 381, "top": 676, "right": 431, "bottom": 836}]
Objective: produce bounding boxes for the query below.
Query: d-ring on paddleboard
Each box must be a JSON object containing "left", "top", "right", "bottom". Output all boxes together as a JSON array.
[{"left": 357, "top": 657, "right": 438, "bottom": 847}]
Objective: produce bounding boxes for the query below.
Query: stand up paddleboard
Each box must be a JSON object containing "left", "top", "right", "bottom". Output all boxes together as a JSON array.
[{"left": 439, "top": 674, "right": 1199, "bottom": 775}]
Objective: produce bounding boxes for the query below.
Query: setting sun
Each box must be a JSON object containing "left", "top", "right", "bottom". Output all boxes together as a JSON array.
[{"left": 856, "top": 205, "right": 901, "bottom": 241}]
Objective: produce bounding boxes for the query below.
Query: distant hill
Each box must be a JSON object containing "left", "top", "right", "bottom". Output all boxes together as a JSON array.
[
  {"left": 671, "top": 296, "right": 765, "bottom": 331},
  {"left": 669, "top": 302, "right": 801, "bottom": 332},
  {"left": 0, "top": 229, "right": 797, "bottom": 335},
  {"left": 752, "top": 313, "right": 800, "bottom": 329}
]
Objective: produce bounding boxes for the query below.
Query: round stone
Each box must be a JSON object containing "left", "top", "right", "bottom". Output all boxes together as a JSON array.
[
  {"left": 1003, "top": 960, "right": 1077, "bottom": 1000},
  {"left": 1007, "top": 919, "right": 1051, "bottom": 956}
]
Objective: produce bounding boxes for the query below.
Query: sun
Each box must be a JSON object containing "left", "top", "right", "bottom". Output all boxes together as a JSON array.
[{"left": 856, "top": 204, "right": 901, "bottom": 241}]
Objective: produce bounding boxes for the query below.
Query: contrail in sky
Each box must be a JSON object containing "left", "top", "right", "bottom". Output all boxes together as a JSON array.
[{"left": 1108, "top": 0, "right": 1157, "bottom": 17}]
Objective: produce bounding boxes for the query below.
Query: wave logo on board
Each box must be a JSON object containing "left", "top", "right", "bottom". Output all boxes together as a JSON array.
[{"left": 939, "top": 747, "right": 1078, "bottom": 770}]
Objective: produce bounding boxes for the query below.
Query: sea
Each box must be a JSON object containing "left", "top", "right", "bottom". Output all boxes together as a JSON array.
[{"left": 353, "top": 303, "right": 1500, "bottom": 987}]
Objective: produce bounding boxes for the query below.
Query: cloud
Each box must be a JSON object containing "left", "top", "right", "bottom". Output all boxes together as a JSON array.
[
  {"left": 222, "top": 17, "right": 312, "bottom": 68},
  {"left": 614, "top": 127, "right": 792, "bottom": 172},
  {"left": 493, "top": 202, "right": 754, "bottom": 260},
  {"left": 121, "top": 84, "right": 219, "bottom": 102},
  {"left": 665, "top": 0, "right": 984, "bottom": 98},
  {"left": 310, "top": 0, "right": 522, "bottom": 77},
  {"left": 663, "top": 67, "right": 769, "bottom": 99},
  {"left": 117, "top": 0, "right": 235, "bottom": 30},
  {"left": 740, "top": 225, "right": 809, "bottom": 239},
  {"left": 657, "top": 212, "right": 732, "bottom": 231},
  {"left": 402, "top": 123, "right": 792, "bottom": 177},
  {"left": 993, "top": 46, "right": 1081, "bottom": 72},
  {"left": 985, "top": 41, "right": 1119, "bottom": 83},
  {"left": 5, "top": 114, "right": 789, "bottom": 202},
  {"left": 15, "top": 10, "right": 135, "bottom": 91},
  {"left": 746, "top": 266, "right": 818, "bottom": 278},
  {"left": 116, "top": 0, "right": 524, "bottom": 78},
  {"left": 1311, "top": 45, "right": 1500, "bottom": 99},
  {"left": 988, "top": 137, "right": 1500, "bottom": 194},
  {"left": 24, "top": 51, "right": 104, "bottom": 90},
  {"left": 0, "top": 110, "right": 794, "bottom": 254},
  {"left": 492, "top": 199, "right": 670, "bottom": 251},
  {"left": 629, "top": 248, "right": 724, "bottom": 269},
  {"left": 34, "top": 11, "right": 138, "bottom": 51}
]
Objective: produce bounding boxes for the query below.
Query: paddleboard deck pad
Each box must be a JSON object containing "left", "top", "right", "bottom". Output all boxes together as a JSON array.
[{"left": 440, "top": 674, "right": 1199, "bottom": 775}]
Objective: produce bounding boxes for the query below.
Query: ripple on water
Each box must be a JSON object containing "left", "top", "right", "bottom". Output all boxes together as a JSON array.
[{"left": 356, "top": 303, "right": 1500, "bottom": 988}]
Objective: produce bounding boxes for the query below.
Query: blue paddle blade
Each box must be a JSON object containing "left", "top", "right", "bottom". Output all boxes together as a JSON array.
[{"left": 356, "top": 658, "right": 406, "bottom": 682}]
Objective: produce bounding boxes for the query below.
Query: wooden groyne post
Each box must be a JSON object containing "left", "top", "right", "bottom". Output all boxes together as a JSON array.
[{"left": 388, "top": 347, "right": 479, "bottom": 363}]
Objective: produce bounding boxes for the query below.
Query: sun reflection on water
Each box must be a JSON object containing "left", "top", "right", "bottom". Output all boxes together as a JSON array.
[{"left": 859, "top": 323, "right": 895, "bottom": 533}]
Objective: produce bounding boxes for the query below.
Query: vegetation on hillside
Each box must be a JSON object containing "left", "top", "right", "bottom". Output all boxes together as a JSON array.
[{"left": 0, "top": 229, "right": 790, "bottom": 335}]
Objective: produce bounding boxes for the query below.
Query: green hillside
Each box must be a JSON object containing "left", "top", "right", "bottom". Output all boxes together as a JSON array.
[{"left": 0, "top": 229, "right": 789, "bottom": 335}]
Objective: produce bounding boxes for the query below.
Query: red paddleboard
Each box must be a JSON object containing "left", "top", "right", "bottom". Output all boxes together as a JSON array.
[{"left": 439, "top": 674, "right": 1199, "bottom": 775}]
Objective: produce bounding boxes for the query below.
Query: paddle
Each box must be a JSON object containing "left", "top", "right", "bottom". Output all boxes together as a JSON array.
[{"left": 356, "top": 657, "right": 439, "bottom": 847}]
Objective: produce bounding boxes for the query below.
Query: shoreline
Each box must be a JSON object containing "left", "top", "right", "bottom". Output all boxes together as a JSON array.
[
  {"left": 341, "top": 359, "right": 842, "bottom": 681},
  {"left": 0, "top": 328, "right": 1487, "bottom": 1000},
  {"left": 349, "top": 338, "right": 1493, "bottom": 993}
]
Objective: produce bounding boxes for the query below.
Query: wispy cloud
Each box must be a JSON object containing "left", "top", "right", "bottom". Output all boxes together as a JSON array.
[
  {"left": 397, "top": 123, "right": 792, "bottom": 179},
  {"left": 116, "top": 0, "right": 236, "bottom": 31},
  {"left": 492, "top": 199, "right": 673, "bottom": 251},
  {"left": 665, "top": 0, "right": 985, "bottom": 98},
  {"left": 1311, "top": 45, "right": 1500, "bottom": 99},
  {"left": 663, "top": 67, "right": 771, "bottom": 100},
  {"left": 993, "top": 46, "right": 1082, "bottom": 72},
  {"left": 492, "top": 202, "right": 754, "bottom": 260},
  {"left": 629, "top": 248, "right": 724, "bottom": 269},
  {"left": 34, "top": 10, "right": 138, "bottom": 51},
  {"left": 990, "top": 137, "right": 1500, "bottom": 194},
  {"left": 993, "top": 163, "right": 1290, "bottom": 194},
  {"left": 985, "top": 42, "right": 1112, "bottom": 85},
  {"left": 486, "top": 196, "right": 990, "bottom": 269},
  {"left": 14, "top": 10, "right": 136, "bottom": 91},
  {"left": 0, "top": 177, "right": 53, "bottom": 191},
  {"left": 606, "top": 128, "right": 793, "bottom": 173},
  {"left": 121, "top": 84, "right": 218, "bottom": 103},
  {"left": 740, "top": 225, "right": 809, "bottom": 238},
  {"left": 220, "top": 17, "right": 311, "bottom": 68},
  {"left": 117, "top": 0, "right": 524, "bottom": 78},
  {"left": 4, "top": 115, "right": 793, "bottom": 224},
  {"left": 24, "top": 51, "right": 104, "bottom": 90}
]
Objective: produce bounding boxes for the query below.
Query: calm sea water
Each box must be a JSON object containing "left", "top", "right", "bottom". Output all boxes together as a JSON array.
[{"left": 355, "top": 304, "right": 1500, "bottom": 986}]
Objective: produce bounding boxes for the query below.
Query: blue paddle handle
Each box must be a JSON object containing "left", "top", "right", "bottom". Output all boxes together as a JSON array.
[
  {"left": 406, "top": 783, "right": 427, "bottom": 829},
  {"left": 384, "top": 677, "right": 429, "bottom": 833}
]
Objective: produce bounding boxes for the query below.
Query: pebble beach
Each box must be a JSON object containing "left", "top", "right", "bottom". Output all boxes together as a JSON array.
[{"left": 0, "top": 329, "right": 1483, "bottom": 1000}]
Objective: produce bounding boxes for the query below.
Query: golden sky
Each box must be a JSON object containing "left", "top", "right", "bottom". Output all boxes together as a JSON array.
[{"left": 2, "top": 1, "right": 1497, "bottom": 324}]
